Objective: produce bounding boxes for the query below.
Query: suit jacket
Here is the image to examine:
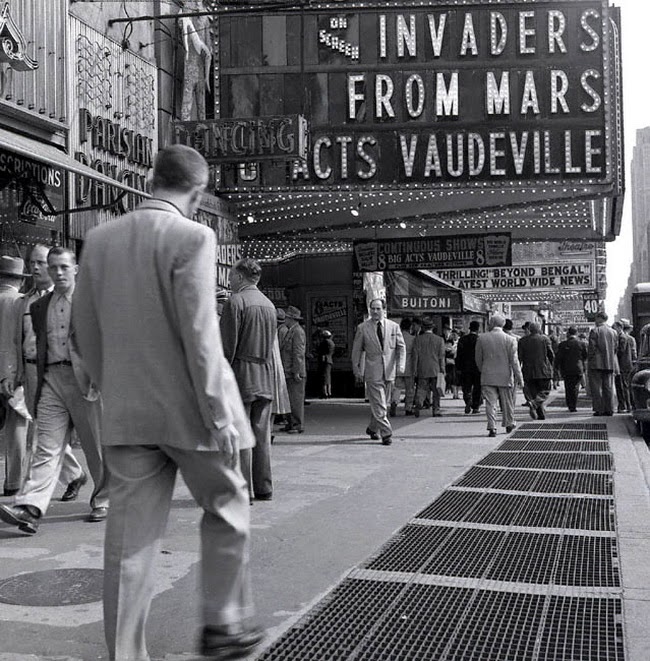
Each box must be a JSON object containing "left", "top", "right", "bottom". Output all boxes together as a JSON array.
[
  {"left": 279, "top": 322, "right": 307, "bottom": 377},
  {"left": 72, "top": 198, "right": 254, "bottom": 451},
  {"left": 220, "top": 284, "right": 276, "bottom": 402},
  {"left": 412, "top": 332, "right": 445, "bottom": 378},
  {"left": 518, "top": 333, "right": 554, "bottom": 380},
  {"left": 352, "top": 318, "right": 405, "bottom": 383},
  {"left": 30, "top": 292, "right": 97, "bottom": 413},
  {"left": 475, "top": 328, "right": 523, "bottom": 388},
  {"left": 554, "top": 336, "right": 588, "bottom": 377},
  {"left": 617, "top": 332, "right": 637, "bottom": 373},
  {"left": 0, "top": 286, "right": 23, "bottom": 386},
  {"left": 588, "top": 323, "right": 618, "bottom": 371},
  {"left": 455, "top": 332, "right": 480, "bottom": 376}
]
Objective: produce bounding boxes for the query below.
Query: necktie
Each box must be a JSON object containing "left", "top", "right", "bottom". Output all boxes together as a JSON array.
[{"left": 376, "top": 321, "right": 384, "bottom": 348}]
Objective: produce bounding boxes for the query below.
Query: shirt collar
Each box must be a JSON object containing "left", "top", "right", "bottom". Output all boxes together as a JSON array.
[{"left": 52, "top": 287, "right": 74, "bottom": 304}]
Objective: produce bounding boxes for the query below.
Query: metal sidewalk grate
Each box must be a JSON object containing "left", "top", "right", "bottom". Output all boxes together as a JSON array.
[
  {"left": 479, "top": 451, "right": 612, "bottom": 471},
  {"left": 518, "top": 423, "right": 607, "bottom": 431},
  {"left": 258, "top": 582, "right": 624, "bottom": 661},
  {"left": 417, "top": 491, "right": 614, "bottom": 531},
  {"left": 454, "top": 467, "right": 613, "bottom": 495},
  {"left": 500, "top": 440, "right": 610, "bottom": 452},
  {"left": 537, "top": 596, "right": 624, "bottom": 661},
  {"left": 510, "top": 430, "right": 609, "bottom": 440}
]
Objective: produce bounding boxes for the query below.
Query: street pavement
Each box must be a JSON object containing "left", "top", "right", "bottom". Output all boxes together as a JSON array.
[{"left": 1, "top": 391, "right": 649, "bottom": 660}]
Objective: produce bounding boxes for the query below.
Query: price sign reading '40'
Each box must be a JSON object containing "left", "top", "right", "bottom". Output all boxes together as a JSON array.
[{"left": 582, "top": 292, "right": 601, "bottom": 321}]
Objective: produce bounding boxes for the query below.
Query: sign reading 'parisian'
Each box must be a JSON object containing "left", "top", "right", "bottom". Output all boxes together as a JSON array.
[{"left": 290, "top": 2, "right": 609, "bottom": 185}]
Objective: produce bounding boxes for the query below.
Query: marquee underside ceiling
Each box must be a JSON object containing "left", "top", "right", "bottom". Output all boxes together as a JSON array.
[{"left": 231, "top": 184, "right": 618, "bottom": 245}]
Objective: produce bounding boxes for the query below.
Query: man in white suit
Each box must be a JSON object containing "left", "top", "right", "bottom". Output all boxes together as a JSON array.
[
  {"left": 475, "top": 313, "right": 524, "bottom": 437},
  {"left": 352, "top": 299, "right": 406, "bottom": 445},
  {"left": 73, "top": 145, "right": 263, "bottom": 661}
]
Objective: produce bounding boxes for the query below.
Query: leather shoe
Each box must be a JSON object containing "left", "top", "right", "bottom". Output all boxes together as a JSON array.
[
  {"left": 87, "top": 506, "right": 108, "bottom": 522},
  {"left": 286, "top": 428, "right": 303, "bottom": 434},
  {"left": 0, "top": 503, "right": 39, "bottom": 534},
  {"left": 527, "top": 402, "right": 538, "bottom": 420},
  {"left": 365, "top": 427, "right": 379, "bottom": 440},
  {"left": 389, "top": 402, "right": 397, "bottom": 417},
  {"left": 381, "top": 435, "right": 392, "bottom": 446},
  {"left": 506, "top": 425, "right": 515, "bottom": 433},
  {"left": 464, "top": 405, "right": 471, "bottom": 414},
  {"left": 61, "top": 472, "right": 88, "bottom": 502},
  {"left": 2, "top": 487, "right": 19, "bottom": 497},
  {"left": 255, "top": 493, "right": 273, "bottom": 501},
  {"left": 536, "top": 406, "right": 546, "bottom": 420},
  {"left": 201, "top": 624, "right": 265, "bottom": 659},
  {"left": 488, "top": 429, "right": 497, "bottom": 438}
]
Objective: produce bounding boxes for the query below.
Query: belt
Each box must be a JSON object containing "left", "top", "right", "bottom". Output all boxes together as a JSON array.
[
  {"left": 24, "top": 358, "right": 37, "bottom": 364},
  {"left": 46, "top": 360, "right": 73, "bottom": 368}
]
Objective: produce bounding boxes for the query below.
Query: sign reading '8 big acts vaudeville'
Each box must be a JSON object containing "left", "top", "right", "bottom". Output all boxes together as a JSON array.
[{"left": 218, "top": 0, "right": 616, "bottom": 188}]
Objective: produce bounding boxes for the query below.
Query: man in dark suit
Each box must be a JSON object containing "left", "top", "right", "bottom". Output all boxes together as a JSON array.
[
  {"left": 72, "top": 145, "right": 262, "bottom": 660},
  {"left": 456, "top": 320, "right": 482, "bottom": 414},
  {"left": 221, "top": 257, "right": 277, "bottom": 501},
  {"left": 518, "top": 323, "right": 554, "bottom": 420},
  {"left": 0, "top": 248, "right": 108, "bottom": 535},
  {"left": 554, "top": 326, "right": 588, "bottom": 412},
  {"left": 412, "top": 317, "right": 446, "bottom": 417},
  {"left": 588, "top": 311, "right": 619, "bottom": 416}
]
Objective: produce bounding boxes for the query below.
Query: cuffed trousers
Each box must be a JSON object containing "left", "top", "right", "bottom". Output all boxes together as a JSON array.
[
  {"left": 460, "top": 372, "right": 482, "bottom": 411},
  {"left": 482, "top": 385, "right": 515, "bottom": 430},
  {"left": 615, "top": 371, "right": 632, "bottom": 412},
  {"left": 103, "top": 444, "right": 254, "bottom": 661},
  {"left": 286, "top": 376, "right": 305, "bottom": 430},
  {"left": 1, "top": 398, "right": 28, "bottom": 493},
  {"left": 415, "top": 378, "right": 441, "bottom": 413},
  {"left": 239, "top": 398, "right": 273, "bottom": 499},
  {"left": 365, "top": 379, "right": 393, "bottom": 439},
  {"left": 15, "top": 366, "right": 108, "bottom": 515},
  {"left": 589, "top": 369, "right": 615, "bottom": 414},
  {"left": 391, "top": 376, "right": 415, "bottom": 411},
  {"left": 564, "top": 375, "right": 582, "bottom": 411}
]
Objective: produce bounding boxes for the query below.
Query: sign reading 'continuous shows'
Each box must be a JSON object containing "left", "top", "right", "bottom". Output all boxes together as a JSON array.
[
  {"left": 220, "top": 0, "right": 611, "bottom": 186},
  {"left": 354, "top": 233, "right": 512, "bottom": 271}
]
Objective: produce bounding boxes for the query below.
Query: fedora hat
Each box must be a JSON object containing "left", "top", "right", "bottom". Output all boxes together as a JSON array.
[
  {"left": 285, "top": 305, "right": 303, "bottom": 320},
  {"left": 276, "top": 307, "right": 286, "bottom": 321},
  {"left": 0, "top": 256, "right": 30, "bottom": 279},
  {"left": 421, "top": 317, "right": 434, "bottom": 329}
]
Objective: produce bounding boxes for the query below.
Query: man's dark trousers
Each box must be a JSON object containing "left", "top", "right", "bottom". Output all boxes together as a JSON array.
[
  {"left": 461, "top": 372, "right": 482, "bottom": 411},
  {"left": 564, "top": 375, "right": 581, "bottom": 411}
]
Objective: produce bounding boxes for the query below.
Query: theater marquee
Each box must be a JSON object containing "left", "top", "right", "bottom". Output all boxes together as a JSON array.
[{"left": 219, "top": 0, "right": 615, "bottom": 188}]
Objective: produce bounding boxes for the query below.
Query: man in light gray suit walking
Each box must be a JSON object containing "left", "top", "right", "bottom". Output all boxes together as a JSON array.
[
  {"left": 352, "top": 299, "right": 405, "bottom": 445},
  {"left": 73, "top": 145, "right": 263, "bottom": 661},
  {"left": 475, "top": 314, "right": 524, "bottom": 437}
]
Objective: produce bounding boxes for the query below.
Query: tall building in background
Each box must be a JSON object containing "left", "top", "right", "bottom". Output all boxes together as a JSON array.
[{"left": 618, "top": 127, "right": 650, "bottom": 320}]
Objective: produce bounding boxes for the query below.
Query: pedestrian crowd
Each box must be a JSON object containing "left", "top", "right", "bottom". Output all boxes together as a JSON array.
[{"left": 0, "top": 144, "right": 639, "bottom": 661}]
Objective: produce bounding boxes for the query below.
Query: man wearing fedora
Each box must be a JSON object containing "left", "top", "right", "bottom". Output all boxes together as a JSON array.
[
  {"left": 279, "top": 305, "right": 307, "bottom": 434},
  {"left": 412, "top": 316, "right": 446, "bottom": 418},
  {"left": 221, "top": 257, "right": 278, "bottom": 501},
  {"left": 352, "top": 299, "right": 406, "bottom": 445},
  {"left": 0, "top": 255, "right": 30, "bottom": 496}
]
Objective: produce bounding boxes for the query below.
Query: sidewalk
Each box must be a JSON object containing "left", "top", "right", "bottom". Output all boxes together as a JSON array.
[{"left": 0, "top": 391, "right": 649, "bottom": 660}]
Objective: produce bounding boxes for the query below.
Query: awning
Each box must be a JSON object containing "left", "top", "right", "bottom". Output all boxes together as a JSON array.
[
  {"left": 386, "top": 269, "right": 488, "bottom": 316},
  {"left": 0, "top": 127, "right": 150, "bottom": 200}
]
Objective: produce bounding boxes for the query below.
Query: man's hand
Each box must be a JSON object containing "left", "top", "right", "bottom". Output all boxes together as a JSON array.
[
  {"left": 0, "top": 378, "right": 14, "bottom": 399},
  {"left": 211, "top": 423, "right": 240, "bottom": 469}
]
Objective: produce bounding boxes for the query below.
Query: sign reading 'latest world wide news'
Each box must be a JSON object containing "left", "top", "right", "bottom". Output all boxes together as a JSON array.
[
  {"left": 353, "top": 233, "right": 512, "bottom": 272},
  {"left": 219, "top": 1, "right": 613, "bottom": 186},
  {"left": 435, "top": 262, "right": 594, "bottom": 291}
]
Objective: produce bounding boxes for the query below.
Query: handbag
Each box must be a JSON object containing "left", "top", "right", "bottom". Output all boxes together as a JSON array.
[{"left": 436, "top": 372, "right": 446, "bottom": 395}]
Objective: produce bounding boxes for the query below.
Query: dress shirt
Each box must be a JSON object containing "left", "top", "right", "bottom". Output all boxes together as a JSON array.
[
  {"left": 23, "top": 286, "right": 53, "bottom": 360},
  {"left": 46, "top": 289, "right": 73, "bottom": 363}
]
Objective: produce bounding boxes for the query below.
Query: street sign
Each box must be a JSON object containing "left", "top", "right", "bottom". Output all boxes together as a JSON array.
[{"left": 582, "top": 292, "right": 601, "bottom": 321}]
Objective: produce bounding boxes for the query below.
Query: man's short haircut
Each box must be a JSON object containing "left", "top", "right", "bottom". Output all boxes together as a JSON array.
[
  {"left": 567, "top": 326, "right": 578, "bottom": 336},
  {"left": 469, "top": 320, "right": 480, "bottom": 332},
  {"left": 503, "top": 319, "right": 513, "bottom": 331},
  {"left": 489, "top": 313, "right": 506, "bottom": 329},
  {"left": 47, "top": 246, "right": 76, "bottom": 264},
  {"left": 369, "top": 298, "right": 386, "bottom": 309},
  {"left": 529, "top": 322, "right": 541, "bottom": 334},
  {"left": 522, "top": 321, "right": 530, "bottom": 330},
  {"left": 400, "top": 318, "right": 412, "bottom": 331},
  {"left": 233, "top": 258, "right": 262, "bottom": 283},
  {"left": 151, "top": 145, "right": 209, "bottom": 192}
]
